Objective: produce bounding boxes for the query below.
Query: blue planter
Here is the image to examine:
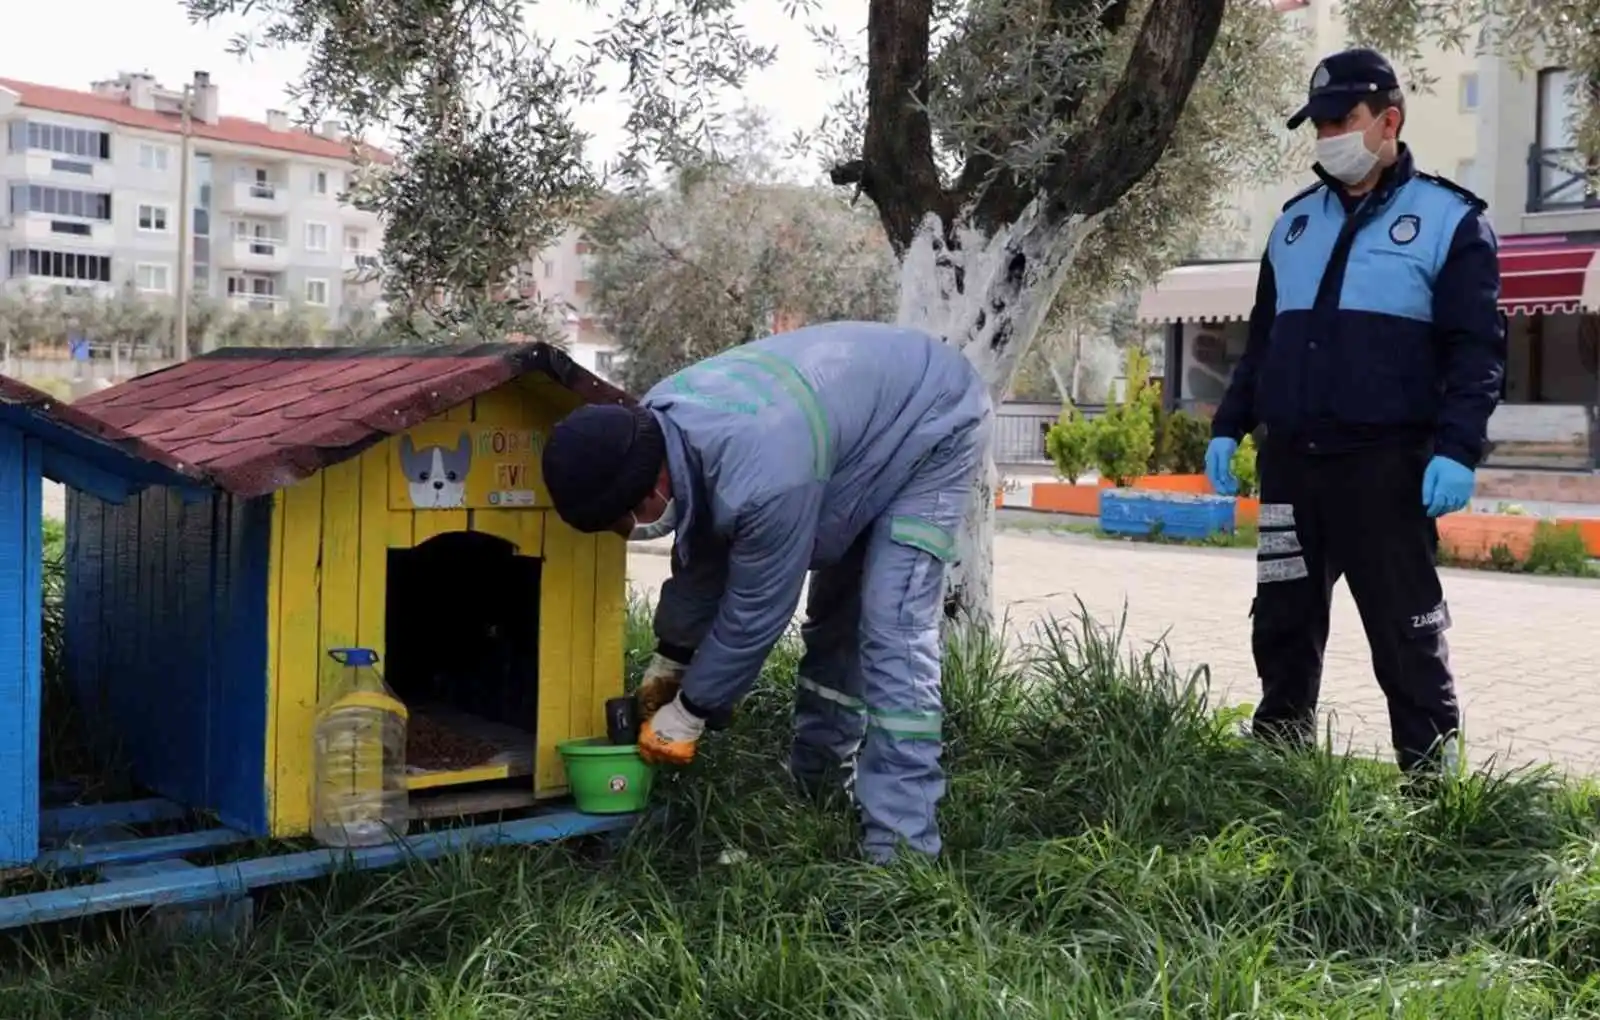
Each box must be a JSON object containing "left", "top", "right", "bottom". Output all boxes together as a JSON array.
[{"left": 1099, "top": 488, "right": 1236, "bottom": 540}]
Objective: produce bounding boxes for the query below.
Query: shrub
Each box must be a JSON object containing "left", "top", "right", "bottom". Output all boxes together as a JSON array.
[
  {"left": 1162, "top": 410, "right": 1210, "bottom": 475},
  {"left": 1090, "top": 405, "right": 1153, "bottom": 487},
  {"left": 1044, "top": 405, "right": 1094, "bottom": 483},
  {"left": 1524, "top": 520, "right": 1595, "bottom": 576},
  {"left": 1230, "top": 434, "right": 1258, "bottom": 497}
]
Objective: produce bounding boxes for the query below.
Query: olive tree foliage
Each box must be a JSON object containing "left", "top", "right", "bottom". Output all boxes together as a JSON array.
[
  {"left": 588, "top": 109, "right": 899, "bottom": 393},
  {"left": 183, "top": 0, "right": 781, "bottom": 345},
  {"left": 0, "top": 289, "right": 381, "bottom": 369},
  {"left": 1342, "top": 0, "right": 1600, "bottom": 165}
]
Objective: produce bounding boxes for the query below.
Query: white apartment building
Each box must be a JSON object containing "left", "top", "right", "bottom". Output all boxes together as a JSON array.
[
  {"left": 525, "top": 225, "right": 623, "bottom": 383},
  {"left": 0, "top": 70, "right": 385, "bottom": 321},
  {"left": 1138, "top": 2, "right": 1600, "bottom": 472}
]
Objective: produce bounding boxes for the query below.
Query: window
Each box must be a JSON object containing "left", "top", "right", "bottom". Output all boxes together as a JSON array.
[
  {"left": 138, "top": 143, "right": 170, "bottom": 172},
  {"left": 595, "top": 351, "right": 616, "bottom": 375},
  {"left": 1454, "top": 159, "right": 1476, "bottom": 194},
  {"left": 345, "top": 228, "right": 367, "bottom": 252},
  {"left": 543, "top": 261, "right": 553, "bottom": 278},
  {"left": 11, "top": 248, "right": 113, "bottom": 283},
  {"left": 137, "top": 204, "right": 170, "bottom": 232},
  {"left": 50, "top": 221, "right": 92, "bottom": 236},
  {"left": 305, "top": 278, "right": 330, "bottom": 305},
  {"left": 11, "top": 185, "right": 112, "bottom": 220},
  {"left": 22, "top": 121, "right": 110, "bottom": 159},
  {"left": 135, "top": 263, "right": 172, "bottom": 293},
  {"left": 304, "top": 222, "right": 329, "bottom": 251},
  {"left": 1458, "top": 73, "right": 1479, "bottom": 112},
  {"left": 312, "top": 170, "right": 329, "bottom": 195},
  {"left": 1538, "top": 68, "right": 1577, "bottom": 150}
]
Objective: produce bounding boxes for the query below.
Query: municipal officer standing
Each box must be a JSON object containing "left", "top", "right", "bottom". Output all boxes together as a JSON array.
[{"left": 1204, "top": 48, "right": 1505, "bottom": 775}]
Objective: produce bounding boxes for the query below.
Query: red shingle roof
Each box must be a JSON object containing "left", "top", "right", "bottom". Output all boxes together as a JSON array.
[
  {"left": 0, "top": 375, "right": 204, "bottom": 483},
  {"left": 71, "top": 344, "right": 629, "bottom": 498},
  {"left": 0, "top": 77, "right": 391, "bottom": 163}
]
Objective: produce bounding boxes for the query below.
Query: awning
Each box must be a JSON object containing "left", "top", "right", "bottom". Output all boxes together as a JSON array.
[
  {"left": 1139, "top": 243, "right": 1600, "bottom": 326},
  {"left": 1499, "top": 242, "right": 1600, "bottom": 317},
  {"left": 1135, "top": 262, "right": 1259, "bottom": 325}
]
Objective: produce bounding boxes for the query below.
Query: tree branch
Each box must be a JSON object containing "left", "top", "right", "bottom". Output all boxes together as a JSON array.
[
  {"left": 1041, "top": 0, "right": 1227, "bottom": 222},
  {"left": 954, "top": 0, "right": 1135, "bottom": 233},
  {"left": 850, "top": 0, "right": 954, "bottom": 254}
]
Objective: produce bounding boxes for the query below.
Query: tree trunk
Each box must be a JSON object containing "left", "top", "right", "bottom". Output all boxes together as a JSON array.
[{"left": 894, "top": 205, "right": 1101, "bottom": 629}]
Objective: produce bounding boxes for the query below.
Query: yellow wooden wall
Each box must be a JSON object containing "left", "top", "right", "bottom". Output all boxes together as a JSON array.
[{"left": 262, "top": 378, "right": 628, "bottom": 837}]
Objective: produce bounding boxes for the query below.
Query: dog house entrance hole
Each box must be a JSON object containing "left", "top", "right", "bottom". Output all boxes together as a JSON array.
[{"left": 384, "top": 531, "right": 541, "bottom": 790}]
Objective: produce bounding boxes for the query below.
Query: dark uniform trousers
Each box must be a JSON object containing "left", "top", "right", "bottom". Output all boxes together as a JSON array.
[{"left": 1249, "top": 436, "right": 1460, "bottom": 772}]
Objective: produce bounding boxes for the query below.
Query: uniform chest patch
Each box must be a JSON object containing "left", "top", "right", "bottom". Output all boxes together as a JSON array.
[
  {"left": 1389, "top": 214, "right": 1421, "bottom": 246},
  {"left": 1286, "top": 215, "right": 1309, "bottom": 245}
]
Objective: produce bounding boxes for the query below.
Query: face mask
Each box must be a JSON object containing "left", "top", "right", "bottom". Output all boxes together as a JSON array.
[
  {"left": 1314, "top": 122, "right": 1381, "bottom": 185},
  {"left": 628, "top": 498, "right": 678, "bottom": 542}
]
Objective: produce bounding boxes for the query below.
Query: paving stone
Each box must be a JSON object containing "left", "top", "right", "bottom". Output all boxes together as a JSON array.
[{"left": 627, "top": 529, "right": 1600, "bottom": 777}]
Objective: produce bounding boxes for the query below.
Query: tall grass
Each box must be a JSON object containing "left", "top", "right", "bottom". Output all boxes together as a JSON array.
[{"left": 6, "top": 592, "right": 1600, "bottom": 1017}]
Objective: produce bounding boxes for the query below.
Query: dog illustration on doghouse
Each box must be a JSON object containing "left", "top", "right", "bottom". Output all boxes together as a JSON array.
[{"left": 399, "top": 432, "right": 473, "bottom": 509}]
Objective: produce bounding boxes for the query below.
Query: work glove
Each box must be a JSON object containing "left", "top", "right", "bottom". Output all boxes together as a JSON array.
[
  {"left": 635, "top": 651, "right": 689, "bottom": 720},
  {"left": 1205, "top": 437, "right": 1239, "bottom": 496},
  {"left": 639, "top": 692, "right": 706, "bottom": 767},
  {"left": 1422, "top": 455, "right": 1475, "bottom": 517}
]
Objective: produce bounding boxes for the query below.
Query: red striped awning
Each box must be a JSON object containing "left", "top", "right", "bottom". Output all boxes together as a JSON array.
[{"left": 1499, "top": 242, "right": 1600, "bottom": 317}]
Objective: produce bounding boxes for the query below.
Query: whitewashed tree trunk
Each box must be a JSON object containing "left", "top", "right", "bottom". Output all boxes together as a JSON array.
[{"left": 894, "top": 205, "right": 1101, "bottom": 630}]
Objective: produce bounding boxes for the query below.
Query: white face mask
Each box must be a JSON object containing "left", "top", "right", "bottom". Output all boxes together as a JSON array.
[
  {"left": 1314, "top": 125, "right": 1381, "bottom": 186},
  {"left": 628, "top": 497, "right": 678, "bottom": 542}
]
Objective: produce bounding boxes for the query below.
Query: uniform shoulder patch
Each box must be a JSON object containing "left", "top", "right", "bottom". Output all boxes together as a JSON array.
[
  {"left": 1415, "top": 171, "right": 1488, "bottom": 211},
  {"left": 1280, "top": 181, "right": 1326, "bottom": 212}
]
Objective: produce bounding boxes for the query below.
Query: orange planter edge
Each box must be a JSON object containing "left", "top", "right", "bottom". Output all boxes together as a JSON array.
[
  {"left": 1031, "top": 482, "right": 1102, "bottom": 516},
  {"left": 1436, "top": 514, "right": 1541, "bottom": 562}
]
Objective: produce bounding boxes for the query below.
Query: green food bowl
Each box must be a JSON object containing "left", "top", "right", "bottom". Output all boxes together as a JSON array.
[{"left": 556, "top": 738, "right": 656, "bottom": 814}]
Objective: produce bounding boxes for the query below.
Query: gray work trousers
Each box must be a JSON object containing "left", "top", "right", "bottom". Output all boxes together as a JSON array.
[{"left": 787, "top": 422, "right": 985, "bottom": 862}]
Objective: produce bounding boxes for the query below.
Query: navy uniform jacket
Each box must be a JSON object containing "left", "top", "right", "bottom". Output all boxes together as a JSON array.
[{"left": 1212, "top": 147, "right": 1506, "bottom": 468}]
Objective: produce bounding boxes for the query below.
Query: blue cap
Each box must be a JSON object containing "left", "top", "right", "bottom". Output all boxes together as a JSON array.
[{"left": 1286, "top": 48, "right": 1400, "bottom": 130}]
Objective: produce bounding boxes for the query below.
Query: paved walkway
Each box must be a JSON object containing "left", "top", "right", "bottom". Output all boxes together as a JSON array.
[{"left": 627, "top": 531, "right": 1600, "bottom": 776}]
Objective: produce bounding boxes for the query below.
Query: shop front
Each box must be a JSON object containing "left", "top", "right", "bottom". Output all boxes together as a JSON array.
[{"left": 1139, "top": 236, "right": 1600, "bottom": 471}]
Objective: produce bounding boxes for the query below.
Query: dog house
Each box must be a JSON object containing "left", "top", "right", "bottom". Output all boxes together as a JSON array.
[
  {"left": 0, "top": 375, "right": 205, "bottom": 868},
  {"left": 65, "top": 344, "right": 632, "bottom": 840}
]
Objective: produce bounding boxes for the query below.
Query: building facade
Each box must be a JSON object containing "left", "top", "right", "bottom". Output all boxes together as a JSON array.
[
  {"left": 0, "top": 71, "right": 384, "bottom": 322},
  {"left": 524, "top": 225, "right": 623, "bottom": 384}
]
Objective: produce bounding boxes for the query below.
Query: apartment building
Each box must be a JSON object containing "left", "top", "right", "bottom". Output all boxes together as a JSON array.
[
  {"left": 525, "top": 225, "right": 623, "bottom": 383},
  {"left": 0, "top": 70, "right": 384, "bottom": 321}
]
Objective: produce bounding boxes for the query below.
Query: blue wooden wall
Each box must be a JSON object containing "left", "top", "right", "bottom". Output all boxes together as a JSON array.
[
  {"left": 64, "top": 487, "right": 274, "bottom": 836},
  {"left": 0, "top": 425, "right": 43, "bottom": 868}
]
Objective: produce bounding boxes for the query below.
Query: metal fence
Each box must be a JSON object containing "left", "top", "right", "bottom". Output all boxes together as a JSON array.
[{"left": 994, "top": 401, "right": 1104, "bottom": 465}]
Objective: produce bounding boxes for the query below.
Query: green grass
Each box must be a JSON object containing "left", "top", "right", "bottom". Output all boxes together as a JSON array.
[{"left": 9, "top": 596, "right": 1600, "bottom": 1017}]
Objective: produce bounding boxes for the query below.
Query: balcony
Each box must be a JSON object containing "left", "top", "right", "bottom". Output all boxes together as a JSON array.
[
  {"left": 218, "top": 236, "right": 291, "bottom": 272},
  {"left": 18, "top": 150, "right": 110, "bottom": 184},
  {"left": 1528, "top": 146, "right": 1600, "bottom": 214},
  {"left": 16, "top": 214, "right": 115, "bottom": 247},
  {"left": 221, "top": 179, "right": 290, "bottom": 217},
  {"left": 227, "top": 294, "right": 287, "bottom": 315},
  {"left": 342, "top": 249, "right": 382, "bottom": 277}
]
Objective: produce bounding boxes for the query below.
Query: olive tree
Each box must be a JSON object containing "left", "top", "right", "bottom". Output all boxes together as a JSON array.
[
  {"left": 182, "top": 0, "right": 1306, "bottom": 622},
  {"left": 587, "top": 110, "right": 899, "bottom": 393}
]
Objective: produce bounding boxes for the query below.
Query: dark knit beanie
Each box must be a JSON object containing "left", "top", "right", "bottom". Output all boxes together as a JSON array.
[{"left": 542, "top": 404, "right": 666, "bottom": 533}]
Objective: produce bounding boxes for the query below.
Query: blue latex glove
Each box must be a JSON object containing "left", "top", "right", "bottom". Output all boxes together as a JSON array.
[
  {"left": 1422, "top": 455, "right": 1475, "bottom": 517},
  {"left": 1206, "top": 437, "right": 1239, "bottom": 496}
]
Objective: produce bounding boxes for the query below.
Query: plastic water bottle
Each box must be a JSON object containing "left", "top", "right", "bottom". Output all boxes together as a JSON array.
[{"left": 311, "top": 648, "right": 410, "bottom": 848}]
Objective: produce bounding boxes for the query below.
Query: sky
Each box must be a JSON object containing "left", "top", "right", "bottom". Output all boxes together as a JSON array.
[{"left": 2, "top": 0, "right": 861, "bottom": 176}]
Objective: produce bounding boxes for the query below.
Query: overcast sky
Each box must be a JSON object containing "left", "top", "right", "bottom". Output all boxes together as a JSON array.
[{"left": 3, "top": 0, "right": 860, "bottom": 176}]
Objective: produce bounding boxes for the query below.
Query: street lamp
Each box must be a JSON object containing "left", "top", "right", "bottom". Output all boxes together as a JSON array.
[{"left": 174, "top": 83, "right": 195, "bottom": 361}]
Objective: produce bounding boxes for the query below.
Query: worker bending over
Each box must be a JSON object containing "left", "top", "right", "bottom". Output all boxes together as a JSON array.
[{"left": 540, "top": 321, "right": 991, "bottom": 863}]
